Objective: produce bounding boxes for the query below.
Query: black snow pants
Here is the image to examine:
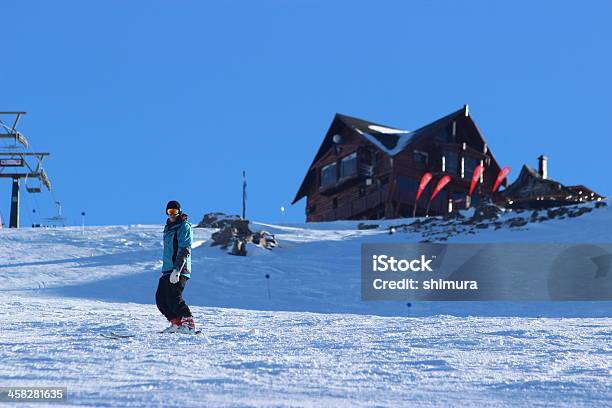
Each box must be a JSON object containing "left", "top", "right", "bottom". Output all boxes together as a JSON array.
[{"left": 155, "top": 274, "right": 192, "bottom": 321}]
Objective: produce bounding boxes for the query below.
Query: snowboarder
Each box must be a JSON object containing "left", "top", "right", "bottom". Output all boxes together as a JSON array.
[{"left": 156, "top": 200, "right": 196, "bottom": 334}]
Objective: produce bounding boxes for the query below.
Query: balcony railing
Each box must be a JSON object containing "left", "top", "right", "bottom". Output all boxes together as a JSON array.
[{"left": 317, "top": 185, "right": 389, "bottom": 221}]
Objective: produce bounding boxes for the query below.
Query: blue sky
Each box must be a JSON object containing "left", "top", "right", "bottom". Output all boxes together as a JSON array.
[{"left": 1, "top": 1, "right": 611, "bottom": 226}]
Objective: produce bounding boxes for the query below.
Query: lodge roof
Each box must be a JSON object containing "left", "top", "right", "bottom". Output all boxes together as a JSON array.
[
  {"left": 502, "top": 165, "right": 604, "bottom": 203},
  {"left": 337, "top": 106, "right": 468, "bottom": 157},
  {"left": 292, "top": 105, "right": 482, "bottom": 204},
  {"left": 502, "top": 165, "right": 568, "bottom": 199}
]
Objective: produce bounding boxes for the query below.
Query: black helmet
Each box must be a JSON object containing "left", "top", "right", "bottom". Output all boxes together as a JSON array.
[{"left": 166, "top": 200, "right": 182, "bottom": 214}]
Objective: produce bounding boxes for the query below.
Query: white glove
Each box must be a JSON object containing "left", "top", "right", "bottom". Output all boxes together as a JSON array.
[{"left": 169, "top": 268, "right": 181, "bottom": 284}]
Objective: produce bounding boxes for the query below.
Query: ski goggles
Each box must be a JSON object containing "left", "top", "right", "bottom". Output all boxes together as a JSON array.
[{"left": 166, "top": 208, "right": 180, "bottom": 216}]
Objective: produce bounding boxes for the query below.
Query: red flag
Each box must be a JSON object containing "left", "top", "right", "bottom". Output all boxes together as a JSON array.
[
  {"left": 429, "top": 175, "right": 452, "bottom": 203},
  {"left": 469, "top": 164, "right": 485, "bottom": 196},
  {"left": 492, "top": 166, "right": 511, "bottom": 193},
  {"left": 415, "top": 172, "right": 433, "bottom": 202}
]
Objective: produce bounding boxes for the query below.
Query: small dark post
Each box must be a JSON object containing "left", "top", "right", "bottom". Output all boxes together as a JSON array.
[
  {"left": 242, "top": 170, "right": 247, "bottom": 219},
  {"left": 9, "top": 177, "right": 19, "bottom": 228}
]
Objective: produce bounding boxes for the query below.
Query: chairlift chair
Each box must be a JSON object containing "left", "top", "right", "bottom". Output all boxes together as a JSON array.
[
  {"left": 24, "top": 174, "right": 42, "bottom": 193},
  {"left": 24, "top": 168, "right": 50, "bottom": 193}
]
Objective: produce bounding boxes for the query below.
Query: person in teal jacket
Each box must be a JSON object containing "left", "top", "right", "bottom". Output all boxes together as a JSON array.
[{"left": 156, "top": 200, "right": 196, "bottom": 334}]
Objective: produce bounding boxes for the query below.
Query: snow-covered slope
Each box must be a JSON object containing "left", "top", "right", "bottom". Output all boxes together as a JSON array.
[
  {"left": 2, "top": 201, "right": 610, "bottom": 317},
  {"left": 0, "top": 201, "right": 610, "bottom": 407}
]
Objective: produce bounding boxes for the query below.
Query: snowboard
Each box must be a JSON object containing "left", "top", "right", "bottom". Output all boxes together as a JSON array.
[
  {"left": 100, "top": 332, "right": 136, "bottom": 339},
  {"left": 100, "top": 330, "right": 207, "bottom": 340}
]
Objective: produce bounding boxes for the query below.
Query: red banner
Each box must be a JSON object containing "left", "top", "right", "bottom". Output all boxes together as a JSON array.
[
  {"left": 469, "top": 164, "right": 485, "bottom": 196},
  {"left": 492, "top": 166, "right": 511, "bottom": 193},
  {"left": 415, "top": 172, "right": 433, "bottom": 202},
  {"left": 429, "top": 175, "right": 451, "bottom": 203}
]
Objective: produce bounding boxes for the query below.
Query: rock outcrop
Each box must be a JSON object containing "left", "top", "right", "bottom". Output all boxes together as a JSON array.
[
  {"left": 386, "top": 202, "right": 602, "bottom": 242},
  {"left": 197, "top": 212, "right": 278, "bottom": 256}
]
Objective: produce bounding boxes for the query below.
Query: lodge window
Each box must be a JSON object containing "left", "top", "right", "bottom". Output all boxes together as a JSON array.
[
  {"left": 396, "top": 176, "right": 419, "bottom": 194},
  {"left": 361, "top": 149, "right": 376, "bottom": 166},
  {"left": 413, "top": 150, "right": 429, "bottom": 164},
  {"left": 320, "top": 162, "right": 337, "bottom": 188},
  {"left": 444, "top": 151, "right": 459, "bottom": 174},
  {"left": 464, "top": 156, "right": 479, "bottom": 180},
  {"left": 340, "top": 152, "right": 358, "bottom": 179}
]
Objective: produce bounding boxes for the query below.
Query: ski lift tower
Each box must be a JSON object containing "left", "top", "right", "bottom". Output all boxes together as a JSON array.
[{"left": 0, "top": 112, "right": 51, "bottom": 228}]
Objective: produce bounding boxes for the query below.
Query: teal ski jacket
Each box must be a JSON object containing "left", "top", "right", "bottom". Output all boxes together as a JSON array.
[{"left": 162, "top": 213, "right": 193, "bottom": 278}]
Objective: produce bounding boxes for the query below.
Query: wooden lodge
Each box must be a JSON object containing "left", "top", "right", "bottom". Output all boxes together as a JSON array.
[
  {"left": 292, "top": 105, "right": 506, "bottom": 222},
  {"left": 499, "top": 156, "right": 604, "bottom": 210}
]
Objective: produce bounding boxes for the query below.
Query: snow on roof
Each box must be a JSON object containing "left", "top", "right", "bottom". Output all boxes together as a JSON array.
[
  {"left": 367, "top": 124, "right": 410, "bottom": 135},
  {"left": 354, "top": 127, "right": 416, "bottom": 156}
]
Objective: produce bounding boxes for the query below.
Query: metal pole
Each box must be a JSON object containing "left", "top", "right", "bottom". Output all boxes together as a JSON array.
[
  {"left": 242, "top": 170, "right": 246, "bottom": 219},
  {"left": 9, "top": 177, "right": 19, "bottom": 228},
  {"left": 265, "top": 274, "right": 271, "bottom": 300}
]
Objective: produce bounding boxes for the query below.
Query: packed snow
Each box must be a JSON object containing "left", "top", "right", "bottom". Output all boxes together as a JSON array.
[{"left": 0, "top": 202, "right": 610, "bottom": 407}]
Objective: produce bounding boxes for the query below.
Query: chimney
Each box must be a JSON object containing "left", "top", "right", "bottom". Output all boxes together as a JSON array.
[{"left": 538, "top": 155, "right": 548, "bottom": 179}]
